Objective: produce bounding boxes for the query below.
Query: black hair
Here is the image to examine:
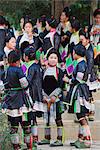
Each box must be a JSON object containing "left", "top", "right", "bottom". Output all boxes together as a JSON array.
[
  {"left": 20, "top": 41, "right": 29, "bottom": 51},
  {"left": 20, "top": 15, "right": 25, "bottom": 21},
  {"left": 79, "top": 29, "right": 90, "bottom": 39},
  {"left": 23, "top": 19, "right": 33, "bottom": 29},
  {"left": 8, "top": 51, "right": 20, "bottom": 64},
  {"left": 73, "top": 43, "right": 86, "bottom": 57},
  {"left": 39, "top": 15, "right": 46, "bottom": 27},
  {"left": 24, "top": 46, "right": 36, "bottom": 60},
  {"left": 71, "top": 19, "right": 80, "bottom": 31},
  {"left": 93, "top": 8, "right": 100, "bottom": 18},
  {"left": 5, "top": 32, "right": 15, "bottom": 43},
  {"left": 63, "top": 6, "right": 71, "bottom": 17},
  {"left": 46, "top": 16, "right": 57, "bottom": 28},
  {"left": 0, "top": 15, "right": 6, "bottom": 25},
  {"left": 47, "top": 48, "right": 59, "bottom": 59},
  {"left": 33, "top": 27, "right": 38, "bottom": 34},
  {"left": 5, "top": 20, "right": 10, "bottom": 29}
]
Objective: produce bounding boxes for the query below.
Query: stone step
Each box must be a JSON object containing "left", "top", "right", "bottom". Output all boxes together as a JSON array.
[
  {"left": 37, "top": 119, "right": 100, "bottom": 141},
  {"left": 37, "top": 100, "right": 100, "bottom": 141},
  {"left": 38, "top": 141, "right": 100, "bottom": 150}
]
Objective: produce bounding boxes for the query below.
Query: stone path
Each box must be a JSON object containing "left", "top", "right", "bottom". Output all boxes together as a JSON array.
[{"left": 38, "top": 141, "right": 100, "bottom": 150}]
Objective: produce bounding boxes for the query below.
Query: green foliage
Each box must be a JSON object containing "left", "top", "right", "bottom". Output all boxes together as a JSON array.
[
  {"left": 0, "top": 112, "right": 13, "bottom": 150},
  {"left": 0, "top": 0, "right": 51, "bottom": 29},
  {"left": 70, "top": 0, "right": 91, "bottom": 27},
  {"left": 0, "top": 0, "right": 95, "bottom": 29},
  {"left": 0, "top": 0, "right": 98, "bottom": 29}
]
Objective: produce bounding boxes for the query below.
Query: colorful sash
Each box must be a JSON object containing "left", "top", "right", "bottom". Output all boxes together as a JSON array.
[
  {"left": 21, "top": 60, "right": 35, "bottom": 75},
  {"left": 59, "top": 45, "right": 68, "bottom": 61},
  {"left": 65, "top": 55, "right": 77, "bottom": 76},
  {"left": 94, "top": 44, "right": 100, "bottom": 59}
]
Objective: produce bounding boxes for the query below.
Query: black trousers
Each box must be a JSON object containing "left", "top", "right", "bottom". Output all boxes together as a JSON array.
[
  {"left": 8, "top": 112, "right": 33, "bottom": 134},
  {"left": 76, "top": 106, "right": 89, "bottom": 120}
]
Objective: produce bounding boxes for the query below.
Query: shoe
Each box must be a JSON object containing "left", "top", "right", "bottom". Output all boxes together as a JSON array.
[
  {"left": 88, "top": 112, "right": 95, "bottom": 121},
  {"left": 38, "top": 139, "right": 50, "bottom": 145},
  {"left": 70, "top": 140, "right": 80, "bottom": 146},
  {"left": 50, "top": 140, "right": 63, "bottom": 147},
  {"left": 88, "top": 115, "right": 95, "bottom": 121},
  {"left": 74, "top": 141, "right": 91, "bottom": 148},
  {"left": 32, "top": 142, "right": 37, "bottom": 150},
  {"left": 74, "top": 118, "right": 79, "bottom": 123},
  {"left": 89, "top": 117, "right": 94, "bottom": 121}
]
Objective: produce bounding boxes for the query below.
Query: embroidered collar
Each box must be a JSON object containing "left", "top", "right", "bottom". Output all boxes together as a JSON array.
[
  {"left": 50, "top": 28, "right": 56, "bottom": 32},
  {"left": 25, "top": 60, "right": 35, "bottom": 68},
  {"left": 19, "top": 32, "right": 34, "bottom": 46},
  {"left": 85, "top": 43, "right": 90, "bottom": 50},
  {"left": 22, "top": 60, "right": 35, "bottom": 75},
  {"left": 4, "top": 47, "right": 13, "bottom": 57},
  {"left": 77, "top": 57, "right": 85, "bottom": 63},
  {"left": 43, "top": 66, "right": 57, "bottom": 80},
  {"left": 0, "top": 26, "right": 5, "bottom": 29}
]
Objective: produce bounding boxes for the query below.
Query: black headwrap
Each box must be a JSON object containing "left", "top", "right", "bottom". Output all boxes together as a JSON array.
[{"left": 74, "top": 43, "right": 86, "bottom": 57}]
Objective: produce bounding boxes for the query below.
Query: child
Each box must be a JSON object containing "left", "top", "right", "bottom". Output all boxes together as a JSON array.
[
  {"left": 2, "top": 51, "right": 33, "bottom": 150},
  {"left": 23, "top": 46, "right": 44, "bottom": 149},
  {"left": 80, "top": 30, "right": 98, "bottom": 121},
  {"left": 38, "top": 49, "right": 64, "bottom": 147},
  {"left": 63, "top": 43, "right": 92, "bottom": 148}
]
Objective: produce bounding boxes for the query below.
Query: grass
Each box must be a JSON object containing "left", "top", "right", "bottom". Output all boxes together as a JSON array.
[{"left": 0, "top": 111, "right": 13, "bottom": 150}]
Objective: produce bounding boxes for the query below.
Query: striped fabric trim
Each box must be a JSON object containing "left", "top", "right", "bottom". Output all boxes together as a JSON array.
[{"left": 2, "top": 106, "right": 32, "bottom": 117}]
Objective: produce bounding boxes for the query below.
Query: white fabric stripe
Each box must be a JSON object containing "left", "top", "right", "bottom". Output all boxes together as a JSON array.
[
  {"left": 2, "top": 106, "right": 32, "bottom": 117},
  {"left": 33, "top": 101, "right": 44, "bottom": 112},
  {"left": 87, "top": 80, "right": 100, "bottom": 90},
  {"left": 31, "top": 126, "right": 38, "bottom": 136},
  {"left": 24, "top": 135, "right": 31, "bottom": 144},
  {"left": 76, "top": 72, "right": 84, "bottom": 82},
  {"left": 43, "top": 67, "right": 57, "bottom": 80},
  {"left": 57, "top": 127, "right": 63, "bottom": 136},
  {"left": 11, "top": 133, "right": 19, "bottom": 144},
  {"left": 19, "top": 77, "right": 28, "bottom": 88},
  {"left": 44, "top": 31, "right": 55, "bottom": 47},
  {"left": 42, "top": 88, "right": 61, "bottom": 98},
  {"left": 19, "top": 32, "right": 34, "bottom": 46}
]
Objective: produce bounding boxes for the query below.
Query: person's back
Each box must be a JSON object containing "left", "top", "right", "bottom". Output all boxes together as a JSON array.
[
  {"left": 0, "top": 16, "right": 6, "bottom": 61},
  {"left": 6, "top": 66, "right": 23, "bottom": 88},
  {"left": 0, "top": 29, "right": 6, "bottom": 60},
  {"left": 0, "top": 16, "right": 6, "bottom": 81}
]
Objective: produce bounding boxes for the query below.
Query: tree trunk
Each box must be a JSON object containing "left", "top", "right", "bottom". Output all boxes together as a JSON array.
[
  {"left": 90, "top": 0, "right": 98, "bottom": 25},
  {"left": 51, "top": 0, "right": 78, "bottom": 21}
]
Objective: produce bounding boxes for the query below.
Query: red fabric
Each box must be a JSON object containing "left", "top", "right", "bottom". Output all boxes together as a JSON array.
[{"left": 9, "top": 63, "right": 17, "bottom": 67}]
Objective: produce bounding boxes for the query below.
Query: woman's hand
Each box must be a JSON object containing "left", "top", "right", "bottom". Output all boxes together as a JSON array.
[
  {"left": 50, "top": 95, "right": 56, "bottom": 103},
  {"left": 43, "top": 96, "right": 48, "bottom": 103},
  {"left": 63, "top": 74, "right": 69, "bottom": 83}
]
